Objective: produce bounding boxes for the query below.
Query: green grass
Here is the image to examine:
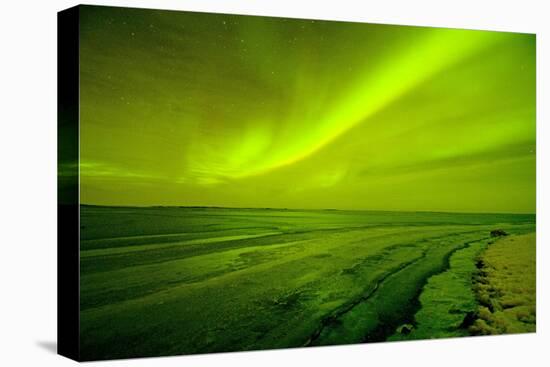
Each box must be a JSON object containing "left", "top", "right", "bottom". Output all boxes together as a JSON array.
[
  {"left": 469, "top": 233, "right": 536, "bottom": 335},
  {"left": 79, "top": 206, "right": 535, "bottom": 360}
]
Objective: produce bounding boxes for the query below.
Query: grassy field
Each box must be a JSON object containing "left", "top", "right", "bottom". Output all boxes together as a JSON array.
[
  {"left": 79, "top": 205, "right": 535, "bottom": 360},
  {"left": 469, "top": 233, "right": 536, "bottom": 335}
]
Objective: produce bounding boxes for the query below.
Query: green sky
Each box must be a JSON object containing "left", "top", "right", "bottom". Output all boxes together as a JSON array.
[{"left": 77, "top": 5, "right": 536, "bottom": 213}]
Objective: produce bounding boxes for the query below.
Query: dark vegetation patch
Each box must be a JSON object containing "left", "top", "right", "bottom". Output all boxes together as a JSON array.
[{"left": 490, "top": 229, "right": 508, "bottom": 238}]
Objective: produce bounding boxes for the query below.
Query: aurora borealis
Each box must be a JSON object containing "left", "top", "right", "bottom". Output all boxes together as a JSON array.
[{"left": 78, "top": 6, "right": 536, "bottom": 213}]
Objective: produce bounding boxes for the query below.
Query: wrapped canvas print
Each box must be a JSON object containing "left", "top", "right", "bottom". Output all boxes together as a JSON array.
[{"left": 58, "top": 4, "right": 536, "bottom": 361}]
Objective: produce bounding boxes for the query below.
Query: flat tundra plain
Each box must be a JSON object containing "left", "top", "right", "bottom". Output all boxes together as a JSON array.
[{"left": 79, "top": 205, "right": 536, "bottom": 360}]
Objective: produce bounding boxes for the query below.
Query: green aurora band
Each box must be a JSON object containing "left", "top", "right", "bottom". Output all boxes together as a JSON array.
[{"left": 77, "top": 6, "right": 536, "bottom": 213}]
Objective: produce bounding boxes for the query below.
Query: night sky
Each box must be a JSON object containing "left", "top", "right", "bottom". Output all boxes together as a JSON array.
[{"left": 78, "top": 6, "right": 536, "bottom": 213}]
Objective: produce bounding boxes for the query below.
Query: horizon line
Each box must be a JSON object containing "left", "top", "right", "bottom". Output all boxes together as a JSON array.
[{"left": 78, "top": 203, "right": 536, "bottom": 216}]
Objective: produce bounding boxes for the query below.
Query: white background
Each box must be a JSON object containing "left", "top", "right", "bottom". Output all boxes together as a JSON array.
[{"left": 0, "top": 0, "right": 548, "bottom": 365}]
